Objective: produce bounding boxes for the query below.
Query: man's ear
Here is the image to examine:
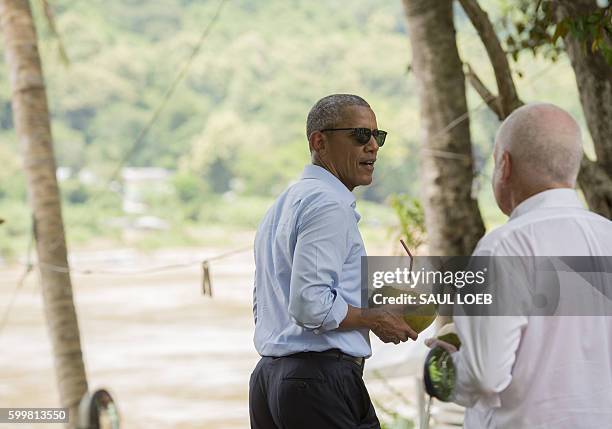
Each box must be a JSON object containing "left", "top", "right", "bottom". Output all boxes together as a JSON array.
[
  {"left": 309, "top": 131, "right": 327, "bottom": 155},
  {"left": 500, "top": 151, "right": 512, "bottom": 182}
]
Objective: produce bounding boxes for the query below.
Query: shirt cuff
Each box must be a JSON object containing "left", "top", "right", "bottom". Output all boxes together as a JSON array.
[
  {"left": 313, "top": 291, "right": 349, "bottom": 334},
  {"left": 451, "top": 350, "right": 478, "bottom": 407},
  {"left": 451, "top": 350, "right": 501, "bottom": 409}
]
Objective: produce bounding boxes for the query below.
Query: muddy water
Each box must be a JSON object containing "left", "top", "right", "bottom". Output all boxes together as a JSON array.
[{"left": 0, "top": 248, "right": 423, "bottom": 428}]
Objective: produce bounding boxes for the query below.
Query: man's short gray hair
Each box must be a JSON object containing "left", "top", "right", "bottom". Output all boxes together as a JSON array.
[{"left": 306, "top": 94, "right": 370, "bottom": 139}]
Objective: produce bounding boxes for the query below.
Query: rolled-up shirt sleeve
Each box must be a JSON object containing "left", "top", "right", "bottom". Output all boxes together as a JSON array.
[
  {"left": 451, "top": 244, "right": 529, "bottom": 408},
  {"left": 288, "top": 200, "right": 351, "bottom": 333},
  {"left": 452, "top": 315, "right": 527, "bottom": 408}
]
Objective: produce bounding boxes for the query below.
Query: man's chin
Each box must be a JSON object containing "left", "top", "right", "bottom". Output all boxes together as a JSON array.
[{"left": 359, "top": 175, "right": 374, "bottom": 186}]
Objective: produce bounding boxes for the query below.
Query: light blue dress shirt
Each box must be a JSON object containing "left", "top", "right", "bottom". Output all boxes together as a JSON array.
[{"left": 253, "top": 164, "right": 371, "bottom": 358}]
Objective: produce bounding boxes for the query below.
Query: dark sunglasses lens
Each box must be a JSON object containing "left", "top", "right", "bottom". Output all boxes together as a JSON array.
[
  {"left": 353, "top": 128, "right": 371, "bottom": 145},
  {"left": 374, "top": 130, "right": 387, "bottom": 147}
]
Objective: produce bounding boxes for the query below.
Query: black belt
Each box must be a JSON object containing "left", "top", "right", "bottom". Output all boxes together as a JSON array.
[{"left": 288, "top": 349, "right": 365, "bottom": 369}]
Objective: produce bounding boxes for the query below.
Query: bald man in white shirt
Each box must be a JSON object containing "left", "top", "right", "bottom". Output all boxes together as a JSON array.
[{"left": 436, "top": 103, "right": 612, "bottom": 428}]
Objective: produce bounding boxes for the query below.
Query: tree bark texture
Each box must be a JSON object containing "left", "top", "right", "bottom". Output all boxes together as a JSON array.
[
  {"left": 578, "top": 157, "right": 612, "bottom": 219},
  {"left": 403, "top": 0, "right": 485, "bottom": 256},
  {"left": 0, "top": 1, "right": 88, "bottom": 427},
  {"left": 556, "top": 0, "right": 612, "bottom": 219}
]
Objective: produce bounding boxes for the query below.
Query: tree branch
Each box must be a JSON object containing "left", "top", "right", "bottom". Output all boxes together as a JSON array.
[
  {"left": 458, "top": 0, "right": 522, "bottom": 118},
  {"left": 464, "top": 63, "right": 506, "bottom": 119}
]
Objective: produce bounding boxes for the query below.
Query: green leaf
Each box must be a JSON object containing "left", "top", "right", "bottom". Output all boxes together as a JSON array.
[
  {"left": 601, "top": 44, "right": 612, "bottom": 65},
  {"left": 552, "top": 20, "right": 569, "bottom": 43}
]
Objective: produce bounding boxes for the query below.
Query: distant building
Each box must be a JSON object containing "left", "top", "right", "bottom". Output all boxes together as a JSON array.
[
  {"left": 56, "top": 167, "right": 72, "bottom": 182},
  {"left": 55, "top": 166, "right": 173, "bottom": 230},
  {"left": 121, "top": 167, "right": 172, "bottom": 215}
]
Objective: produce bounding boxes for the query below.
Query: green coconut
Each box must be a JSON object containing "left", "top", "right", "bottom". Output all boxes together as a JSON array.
[
  {"left": 369, "top": 286, "right": 437, "bottom": 333},
  {"left": 435, "top": 323, "right": 461, "bottom": 349},
  {"left": 403, "top": 302, "right": 437, "bottom": 333}
]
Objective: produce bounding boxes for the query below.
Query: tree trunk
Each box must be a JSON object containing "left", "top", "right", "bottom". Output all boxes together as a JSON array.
[
  {"left": 556, "top": 0, "right": 612, "bottom": 218},
  {"left": 578, "top": 157, "right": 612, "bottom": 219},
  {"left": 402, "top": 0, "right": 485, "bottom": 256},
  {"left": 0, "top": 1, "right": 88, "bottom": 427}
]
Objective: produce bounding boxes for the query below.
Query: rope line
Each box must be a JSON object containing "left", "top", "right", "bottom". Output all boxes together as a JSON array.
[{"left": 21, "top": 245, "right": 252, "bottom": 276}]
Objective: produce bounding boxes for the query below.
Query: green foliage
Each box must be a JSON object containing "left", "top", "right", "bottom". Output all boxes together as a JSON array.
[
  {"left": 173, "top": 172, "right": 208, "bottom": 204},
  {"left": 388, "top": 194, "right": 426, "bottom": 252},
  {"left": 499, "top": 0, "right": 612, "bottom": 65},
  {"left": 0, "top": 141, "right": 26, "bottom": 201},
  {"left": 171, "top": 172, "right": 211, "bottom": 222},
  {"left": 0, "top": 201, "right": 30, "bottom": 258},
  {"left": 380, "top": 417, "right": 415, "bottom": 429},
  {"left": 132, "top": 225, "right": 200, "bottom": 251},
  {"left": 60, "top": 179, "right": 91, "bottom": 204},
  {"left": 196, "top": 195, "right": 273, "bottom": 228},
  {"left": 1, "top": 0, "right": 425, "bottom": 202},
  {"left": 374, "top": 395, "right": 416, "bottom": 429},
  {"left": 62, "top": 203, "right": 122, "bottom": 246},
  {"left": 563, "top": 5, "right": 612, "bottom": 64},
  {"left": 0, "top": 0, "right": 588, "bottom": 258}
]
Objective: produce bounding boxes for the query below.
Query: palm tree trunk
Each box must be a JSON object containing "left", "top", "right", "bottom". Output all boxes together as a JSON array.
[{"left": 0, "top": 1, "right": 88, "bottom": 427}]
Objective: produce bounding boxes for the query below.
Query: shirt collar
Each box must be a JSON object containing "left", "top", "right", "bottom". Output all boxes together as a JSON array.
[
  {"left": 301, "top": 164, "right": 356, "bottom": 208},
  {"left": 510, "top": 188, "right": 584, "bottom": 220}
]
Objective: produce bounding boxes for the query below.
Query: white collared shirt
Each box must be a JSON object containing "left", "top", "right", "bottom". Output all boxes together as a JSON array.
[{"left": 452, "top": 189, "right": 612, "bottom": 428}]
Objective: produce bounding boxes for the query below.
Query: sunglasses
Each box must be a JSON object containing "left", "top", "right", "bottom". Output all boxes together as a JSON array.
[{"left": 320, "top": 127, "right": 387, "bottom": 147}]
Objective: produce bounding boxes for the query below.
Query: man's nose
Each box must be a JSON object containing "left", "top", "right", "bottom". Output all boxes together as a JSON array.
[{"left": 366, "top": 136, "right": 380, "bottom": 152}]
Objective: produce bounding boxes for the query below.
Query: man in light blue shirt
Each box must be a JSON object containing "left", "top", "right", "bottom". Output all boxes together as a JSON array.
[{"left": 249, "top": 94, "right": 417, "bottom": 429}]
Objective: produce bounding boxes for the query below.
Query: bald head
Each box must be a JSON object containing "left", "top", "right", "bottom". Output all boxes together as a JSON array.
[
  {"left": 495, "top": 103, "right": 582, "bottom": 187},
  {"left": 492, "top": 103, "right": 583, "bottom": 215}
]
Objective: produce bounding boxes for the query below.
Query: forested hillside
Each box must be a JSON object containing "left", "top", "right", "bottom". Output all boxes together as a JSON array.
[{"left": 0, "top": 0, "right": 584, "bottom": 256}]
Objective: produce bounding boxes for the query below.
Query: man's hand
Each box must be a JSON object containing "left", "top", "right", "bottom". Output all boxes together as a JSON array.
[
  {"left": 424, "top": 322, "right": 459, "bottom": 353},
  {"left": 363, "top": 308, "right": 418, "bottom": 344},
  {"left": 424, "top": 338, "right": 458, "bottom": 353},
  {"left": 339, "top": 305, "right": 418, "bottom": 343}
]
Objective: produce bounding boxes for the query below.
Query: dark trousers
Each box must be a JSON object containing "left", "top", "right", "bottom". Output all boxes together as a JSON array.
[{"left": 249, "top": 353, "right": 381, "bottom": 429}]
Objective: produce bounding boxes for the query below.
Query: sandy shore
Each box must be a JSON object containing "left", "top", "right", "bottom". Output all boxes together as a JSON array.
[{"left": 0, "top": 247, "right": 458, "bottom": 428}]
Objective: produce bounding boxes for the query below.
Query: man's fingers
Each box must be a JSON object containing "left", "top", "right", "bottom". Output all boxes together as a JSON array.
[
  {"left": 371, "top": 310, "right": 420, "bottom": 343},
  {"left": 377, "top": 332, "right": 403, "bottom": 344},
  {"left": 425, "top": 338, "right": 458, "bottom": 353},
  {"left": 400, "top": 330, "right": 412, "bottom": 342},
  {"left": 391, "top": 312, "right": 418, "bottom": 341},
  {"left": 396, "top": 319, "right": 418, "bottom": 341},
  {"left": 404, "top": 324, "right": 418, "bottom": 341}
]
